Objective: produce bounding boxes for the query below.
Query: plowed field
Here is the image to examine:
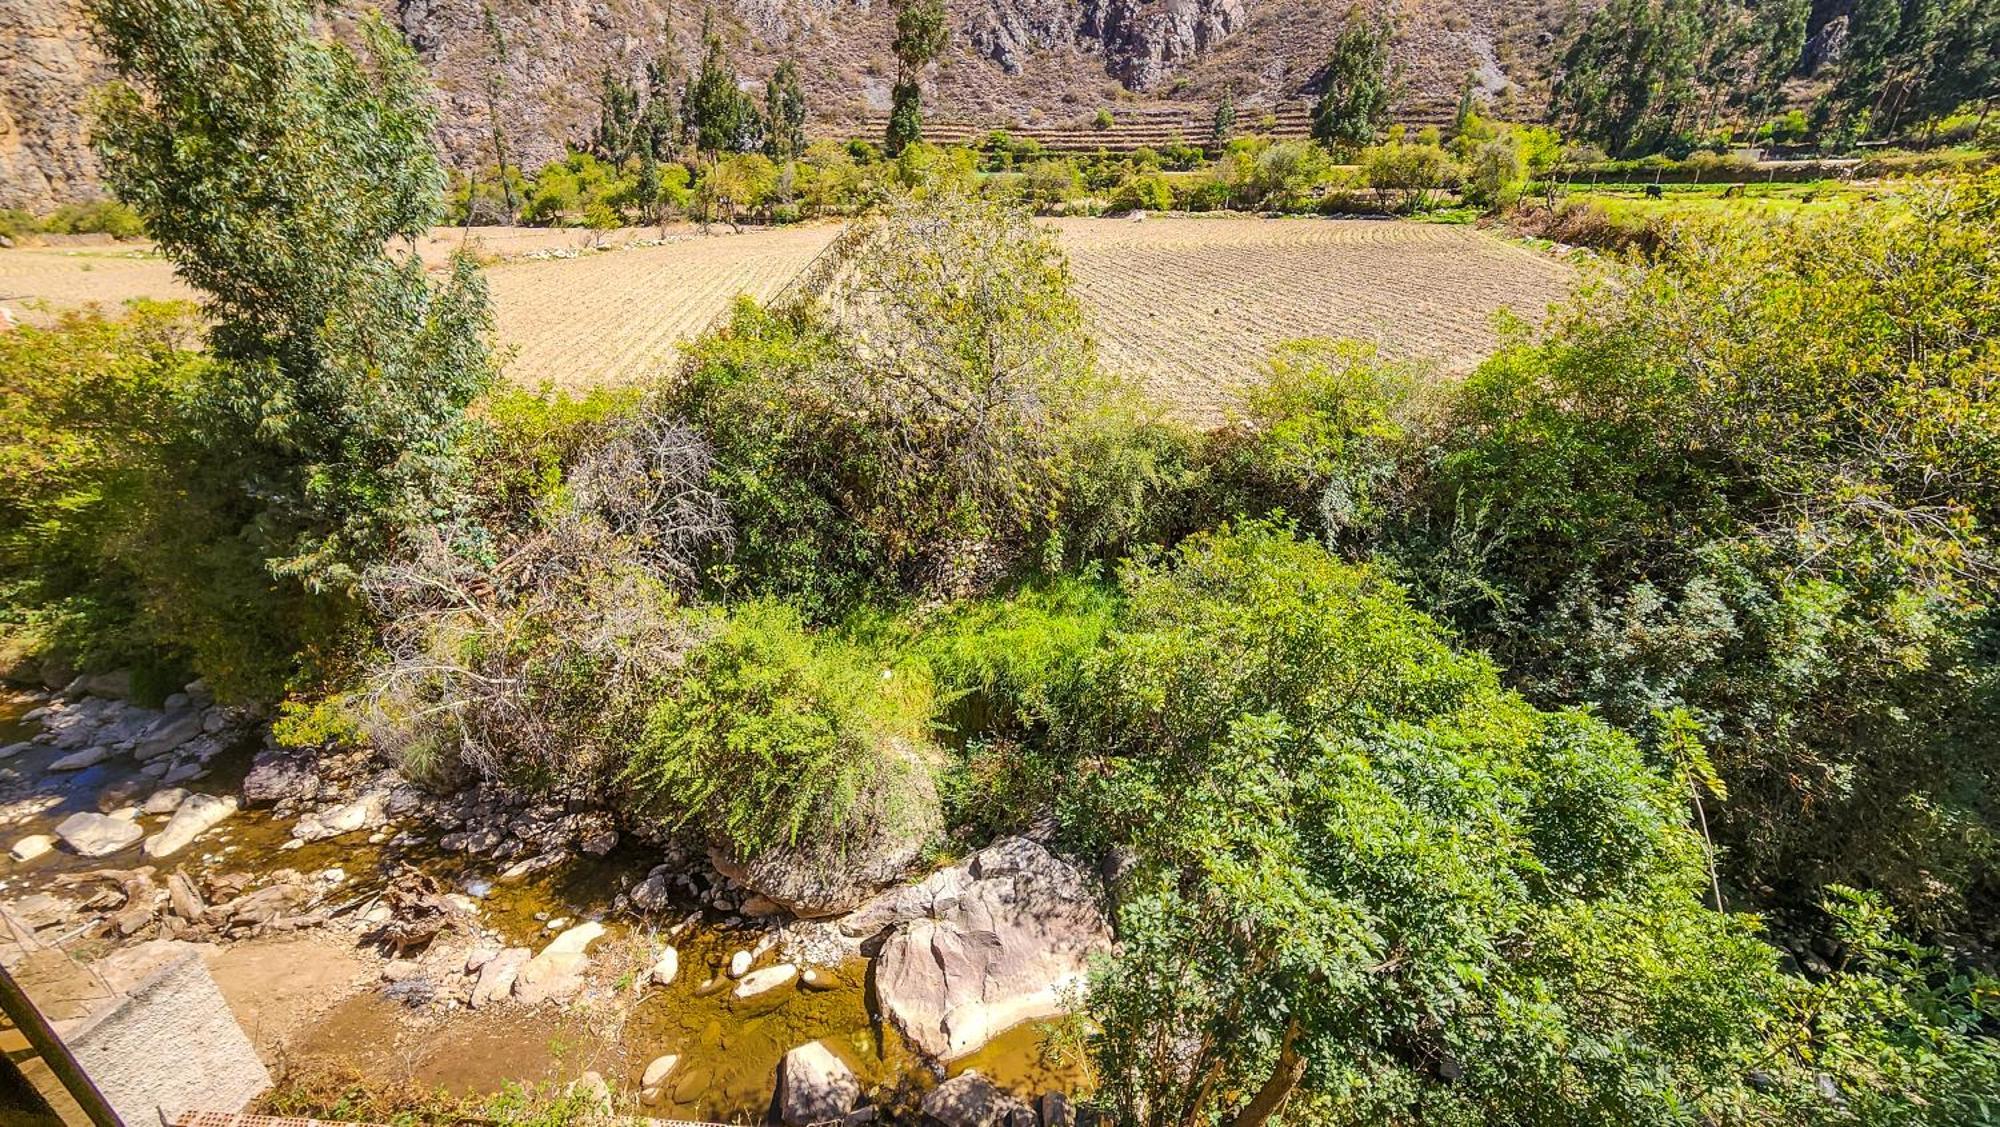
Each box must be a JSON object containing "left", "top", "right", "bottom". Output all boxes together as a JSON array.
[{"left": 0, "top": 217, "right": 1574, "bottom": 421}]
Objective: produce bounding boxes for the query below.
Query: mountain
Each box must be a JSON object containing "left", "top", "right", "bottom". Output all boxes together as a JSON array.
[{"left": 1, "top": 0, "right": 1577, "bottom": 211}]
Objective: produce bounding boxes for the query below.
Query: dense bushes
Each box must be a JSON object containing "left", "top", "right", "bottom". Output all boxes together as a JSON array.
[
  {"left": 1373, "top": 177, "right": 2000, "bottom": 937},
  {"left": 625, "top": 599, "right": 936, "bottom": 856},
  {"left": 0, "top": 303, "right": 204, "bottom": 687},
  {"left": 1070, "top": 523, "right": 1789, "bottom": 1125},
  {"left": 672, "top": 192, "right": 1177, "bottom": 614}
]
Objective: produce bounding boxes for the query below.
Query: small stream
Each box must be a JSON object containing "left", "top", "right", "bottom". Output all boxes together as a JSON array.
[{"left": 0, "top": 688, "right": 1085, "bottom": 1122}]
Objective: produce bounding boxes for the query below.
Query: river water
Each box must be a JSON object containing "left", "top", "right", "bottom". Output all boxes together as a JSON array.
[{"left": 0, "top": 688, "right": 1086, "bottom": 1122}]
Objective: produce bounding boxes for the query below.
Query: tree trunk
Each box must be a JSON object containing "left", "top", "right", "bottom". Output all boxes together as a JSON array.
[{"left": 1229, "top": 1018, "right": 1306, "bottom": 1127}]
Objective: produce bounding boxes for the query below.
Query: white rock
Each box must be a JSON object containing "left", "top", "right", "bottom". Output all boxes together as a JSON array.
[
  {"left": 0, "top": 741, "right": 33, "bottom": 759},
  {"left": 143, "top": 793, "right": 238, "bottom": 858},
  {"left": 141, "top": 787, "right": 188, "bottom": 815},
  {"left": 10, "top": 835, "right": 54, "bottom": 863},
  {"left": 53, "top": 812, "right": 143, "bottom": 858},
  {"left": 641, "top": 1053, "right": 679, "bottom": 1088},
  {"left": 874, "top": 837, "right": 1113, "bottom": 1061},
  {"left": 648, "top": 946, "right": 679, "bottom": 987},
  {"left": 777, "top": 1041, "right": 860, "bottom": 1126},
  {"left": 47, "top": 746, "right": 111, "bottom": 771},
  {"left": 472, "top": 947, "right": 530, "bottom": 1006},
  {"left": 733, "top": 963, "right": 797, "bottom": 999},
  {"left": 728, "top": 949, "right": 752, "bottom": 978},
  {"left": 511, "top": 922, "right": 605, "bottom": 1005}
]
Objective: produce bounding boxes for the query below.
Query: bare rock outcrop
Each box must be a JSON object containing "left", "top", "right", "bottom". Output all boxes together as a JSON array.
[{"left": 864, "top": 837, "right": 1111, "bottom": 1061}]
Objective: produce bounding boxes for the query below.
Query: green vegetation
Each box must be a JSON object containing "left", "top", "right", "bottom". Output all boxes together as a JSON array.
[
  {"left": 6, "top": 0, "right": 2000, "bottom": 1118},
  {"left": 887, "top": 0, "right": 948, "bottom": 155},
  {"left": 0, "top": 200, "right": 144, "bottom": 241},
  {"left": 79, "top": 0, "right": 493, "bottom": 698},
  {"left": 1310, "top": 10, "right": 1398, "bottom": 154}
]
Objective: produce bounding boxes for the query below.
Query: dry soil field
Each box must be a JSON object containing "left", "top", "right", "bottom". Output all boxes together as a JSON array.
[
  {"left": 0, "top": 217, "right": 1574, "bottom": 421},
  {"left": 1049, "top": 215, "right": 1577, "bottom": 421}
]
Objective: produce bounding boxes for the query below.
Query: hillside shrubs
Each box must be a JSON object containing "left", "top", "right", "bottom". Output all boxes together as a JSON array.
[{"left": 1385, "top": 175, "right": 2000, "bottom": 934}]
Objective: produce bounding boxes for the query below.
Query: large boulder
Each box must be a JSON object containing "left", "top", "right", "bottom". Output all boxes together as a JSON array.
[
  {"left": 240, "top": 747, "right": 319, "bottom": 807},
  {"left": 133, "top": 711, "right": 202, "bottom": 761},
  {"left": 53, "top": 812, "right": 143, "bottom": 858},
  {"left": 512, "top": 922, "right": 604, "bottom": 1005},
  {"left": 920, "top": 1071, "right": 1036, "bottom": 1127},
  {"left": 778, "top": 1041, "right": 861, "bottom": 1126},
  {"left": 871, "top": 838, "right": 1112, "bottom": 1061},
  {"left": 470, "top": 947, "right": 530, "bottom": 1007},
  {"left": 143, "top": 793, "right": 238, "bottom": 858}
]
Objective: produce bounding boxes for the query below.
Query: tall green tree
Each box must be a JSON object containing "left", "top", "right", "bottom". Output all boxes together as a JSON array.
[
  {"left": 1310, "top": 10, "right": 1398, "bottom": 153},
  {"left": 591, "top": 67, "right": 642, "bottom": 164},
  {"left": 682, "top": 14, "right": 764, "bottom": 155},
  {"left": 1210, "top": 87, "right": 1236, "bottom": 149},
  {"left": 1820, "top": 0, "right": 2000, "bottom": 138},
  {"left": 886, "top": 0, "right": 947, "bottom": 154},
  {"left": 764, "top": 58, "right": 807, "bottom": 161},
  {"left": 480, "top": 2, "right": 517, "bottom": 223},
  {"left": 86, "top": 0, "right": 494, "bottom": 694},
  {"left": 1554, "top": 0, "right": 1807, "bottom": 155}
]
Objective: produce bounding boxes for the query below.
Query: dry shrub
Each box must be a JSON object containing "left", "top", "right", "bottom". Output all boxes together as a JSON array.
[{"left": 359, "top": 403, "right": 731, "bottom": 793}]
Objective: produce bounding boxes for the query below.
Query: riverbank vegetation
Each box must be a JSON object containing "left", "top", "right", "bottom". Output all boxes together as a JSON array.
[{"left": 5, "top": 0, "right": 2000, "bottom": 1122}]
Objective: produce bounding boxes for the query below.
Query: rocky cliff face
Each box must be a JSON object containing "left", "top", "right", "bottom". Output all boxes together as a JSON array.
[
  {"left": 0, "top": 0, "right": 104, "bottom": 211},
  {"left": 2, "top": 0, "right": 1567, "bottom": 209},
  {"left": 970, "top": 0, "right": 1246, "bottom": 90}
]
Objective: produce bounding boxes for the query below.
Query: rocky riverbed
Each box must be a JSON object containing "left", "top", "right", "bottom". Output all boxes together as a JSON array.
[{"left": 0, "top": 680, "right": 1110, "bottom": 1125}]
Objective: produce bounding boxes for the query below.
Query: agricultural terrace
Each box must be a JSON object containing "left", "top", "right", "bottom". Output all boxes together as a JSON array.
[{"left": 0, "top": 216, "right": 1573, "bottom": 419}]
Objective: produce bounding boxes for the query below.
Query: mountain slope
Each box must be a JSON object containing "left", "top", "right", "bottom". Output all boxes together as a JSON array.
[{"left": 1, "top": 0, "right": 1574, "bottom": 210}]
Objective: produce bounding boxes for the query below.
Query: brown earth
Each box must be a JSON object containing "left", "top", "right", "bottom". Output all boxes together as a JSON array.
[{"left": 1051, "top": 214, "right": 1576, "bottom": 421}]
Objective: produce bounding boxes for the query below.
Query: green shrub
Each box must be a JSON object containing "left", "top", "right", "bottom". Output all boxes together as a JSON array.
[
  {"left": 1108, "top": 171, "right": 1172, "bottom": 213},
  {"left": 0, "top": 302, "right": 205, "bottom": 677},
  {"left": 1390, "top": 176, "right": 2000, "bottom": 934},
  {"left": 1200, "top": 339, "right": 1428, "bottom": 547},
  {"left": 672, "top": 192, "right": 1163, "bottom": 613},
  {"left": 624, "top": 599, "right": 936, "bottom": 857}
]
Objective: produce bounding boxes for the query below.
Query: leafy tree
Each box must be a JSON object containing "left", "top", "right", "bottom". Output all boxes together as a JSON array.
[
  {"left": 1554, "top": 0, "right": 1808, "bottom": 156},
  {"left": 1361, "top": 134, "right": 1458, "bottom": 212},
  {"left": 0, "top": 303, "right": 206, "bottom": 681},
  {"left": 1311, "top": 10, "right": 1399, "bottom": 154},
  {"left": 683, "top": 16, "right": 765, "bottom": 156},
  {"left": 1073, "top": 523, "right": 1785, "bottom": 1126},
  {"left": 1451, "top": 69, "right": 1477, "bottom": 135},
  {"left": 638, "top": 54, "right": 683, "bottom": 163},
  {"left": 87, "top": 0, "right": 494, "bottom": 696},
  {"left": 1211, "top": 88, "right": 1236, "bottom": 149},
  {"left": 1386, "top": 177, "right": 2000, "bottom": 935},
  {"left": 764, "top": 59, "right": 807, "bottom": 161},
  {"left": 671, "top": 192, "right": 1160, "bottom": 613},
  {"left": 591, "top": 67, "right": 642, "bottom": 165},
  {"left": 479, "top": 2, "right": 518, "bottom": 223},
  {"left": 886, "top": 0, "right": 947, "bottom": 154},
  {"left": 1819, "top": 0, "right": 2000, "bottom": 139}
]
